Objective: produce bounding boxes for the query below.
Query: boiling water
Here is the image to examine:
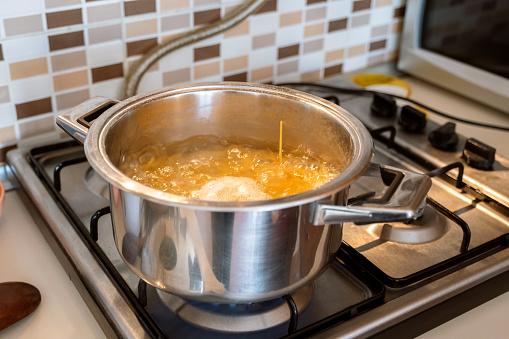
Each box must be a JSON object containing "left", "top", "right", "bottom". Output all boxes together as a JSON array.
[{"left": 118, "top": 135, "right": 342, "bottom": 201}]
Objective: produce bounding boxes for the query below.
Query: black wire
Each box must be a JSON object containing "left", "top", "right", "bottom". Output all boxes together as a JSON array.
[{"left": 277, "top": 82, "right": 509, "bottom": 132}]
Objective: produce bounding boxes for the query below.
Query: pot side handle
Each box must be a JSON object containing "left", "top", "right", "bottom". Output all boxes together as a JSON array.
[
  {"left": 56, "top": 97, "right": 119, "bottom": 144},
  {"left": 312, "top": 164, "right": 432, "bottom": 225}
]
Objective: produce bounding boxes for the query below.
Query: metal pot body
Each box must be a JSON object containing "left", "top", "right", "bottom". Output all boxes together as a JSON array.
[{"left": 57, "top": 82, "right": 384, "bottom": 303}]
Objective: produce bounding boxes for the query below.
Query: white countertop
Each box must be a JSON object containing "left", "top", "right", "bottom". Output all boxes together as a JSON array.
[{"left": 1, "top": 74, "right": 509, "bottom": 338}]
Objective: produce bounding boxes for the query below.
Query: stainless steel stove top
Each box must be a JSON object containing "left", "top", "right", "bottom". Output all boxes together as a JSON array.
[{"left": 6, "top": 77, "right": 509, "bottom": 338}]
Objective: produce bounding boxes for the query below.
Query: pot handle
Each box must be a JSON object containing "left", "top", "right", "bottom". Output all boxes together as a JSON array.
[
  {"left": 56, "top": 97, "right": 119, "bottom": 144},
  {"left": 312, "top": 163, "right": 432, "bottom": 225}
]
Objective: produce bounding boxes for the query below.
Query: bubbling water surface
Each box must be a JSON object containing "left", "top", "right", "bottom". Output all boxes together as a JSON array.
[{"left": 118, "top": 135, "right": 342, "bottom": 201}]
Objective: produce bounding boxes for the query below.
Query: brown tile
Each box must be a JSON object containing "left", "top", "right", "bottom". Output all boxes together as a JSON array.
[
  {"left": 51, "top": 50, "right": 87, "bottom": 72},
  {"left": 53, "top": 69, "right": 89, "bottom": 91},
  {"left": 392, "top": 20, "right": 403, "bottom": 34},
  {"left": 0, "top": 126, "right": 16, "bottom": 144},
  {"left": 375, "top": 0, "right": 392, "bottom": 7},
  {"left": 278, "top": 44, "right": 299, "bottom": 59},
  {"left": 304, "top": 22, "right": 325, "bottom": 37},
  {"left": 124, "top": 0, "right": 156, "bottom": 17},
  {"left": 252, "top": 33, "right": 276, "bottom": 49},
  {"left": 280, "top": 11, "right": 302, "bottom": 27},
  {"left": 15, "top": 97, "right": 53, "bottom": 120},
  {"left": 369, "top": 39, "right": 386, "bottom": 51},
  {"left": 324, "top": 64, "right": 343, "bottom": 77},
  {"left": 328, "top": 18, "right": 348, "bottom": 32},
  {"left": 45, "top": 0, "right": 80, "bottom": 8},
  {"left": 194, "top": 44, "right": 220, "bottom": 62},
  {"left": 88, "top": 24, "right": 122, "bottom": 44},
  {"left": 46, "top": 9, "right": 83, "bottom": 29},
  {"left": 126, "top": 18, "right": 158, "bottom": 38},
  {"left": 0, "top": 86, "right": 10, "bottom": 104},
  {"left": 55, "top": 89, "right": 90, "bottom": 110},
  {"left": 256, "top": 0, "right": 277, "bottom": 14},
  {"left": 0, "top": 44, "right": 3, "bottom": 61},
  {"left": 4, "top": 15, "right": 44, "bottom": 36},
  {"left": 306, "top": 6, "right": 326, "bottom": 21},
  {"left": 394, "top": 6, "right": 406, "bottom": 18},
  {"left": 161, "top": 13, "right": 190, "bottom": 31},
  {"left": 251, "top": 66, "right": 273, "bottom": 82},
  {"left": 0, "top": 144, "right": 17, "bottom": 163},
  {"left": 19, "top": 116, "right": 55, "bottom": 138},
  {"left": 224, "top": 20, "right": 249, "bottom": 38},
  {"left": 277, "top": 60, "right": 298, "bottom": 75},
  {"left": 194, "top": 8, "right": 221, "bottom": 25},
  {"left": 163, "top": 68, "right": 191, "bottom": 86},
  {"left": 307, "top": 0, "right": 326, "bottom": 4},
  {"left": 87, "top": 3, "right": 122, "bottom": 23},
  {"left": 224, "top": 55, "right": 248, "bottom": 73},
  {"left": 91, "top": 63, "right": 124, "bottom": 83},
  {"left": 223, "top": 72, "right": 247, "bottom": 82},
  {"left": 303, "top": 39, "right": 323, "bottom": 54},
  {"left": 193, "top": 61, "right": 220, "bottom": 79},
  {"left": 160, "top": 0, "right": 189, "bottom": 11},
  {"left": 353, "top": 0, "right": 372, "bottom": 11},
  {"left": 49, "top": 31, "right": 85, "bottom": 51},
  {"left": 301, "top": 70, "right": 320, "bottom": 82},
  {"left": 325, "top": 49, "right": 344, "bottom": 63},
  {"left": 9, "top": 58, "right": 48, "bottom": 80},
  {"left": 126, "top": 38, "right": 158, "bottom": 57}
]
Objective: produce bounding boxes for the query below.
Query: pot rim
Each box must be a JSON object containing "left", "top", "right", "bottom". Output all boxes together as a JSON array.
[{"left": 84, "top": 82, "right": 374, "bottom": 211}]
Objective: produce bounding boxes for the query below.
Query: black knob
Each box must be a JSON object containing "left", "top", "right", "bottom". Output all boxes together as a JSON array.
[
  {"left": 371, "top": 93, "right": 397, "bottom": 117},
  {"left": 461, "top": 138, "right": 496, "bottom": 170},
  {"left": 398, "top": 105, "right": 427, "bottom": 132},
  {"left": 428, "top": 122, "right": 459, "bottom": 151}
]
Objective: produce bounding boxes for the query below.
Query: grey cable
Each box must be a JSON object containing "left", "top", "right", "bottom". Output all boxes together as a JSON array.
[{"left": 123, "top": 0, "right": 269, "bottom": 98}]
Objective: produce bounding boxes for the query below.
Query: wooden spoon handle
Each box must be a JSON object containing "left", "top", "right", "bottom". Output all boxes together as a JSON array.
[{"left": 0, "top": 282, "right": 41, "bottom": 331}]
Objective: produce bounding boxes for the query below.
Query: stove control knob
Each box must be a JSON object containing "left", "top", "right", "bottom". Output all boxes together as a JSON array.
[
  {"left": 398, "top": 105, "right": 427, "bottom": 132},
  {"left": 462, "top": 138, "right": 496, "bottom": 170},
  {"left": 428, "top": 122, "right": 459, "bottom": 151},
  {"left": 370, "top": 93, "right": 397, "bottom": 117}
]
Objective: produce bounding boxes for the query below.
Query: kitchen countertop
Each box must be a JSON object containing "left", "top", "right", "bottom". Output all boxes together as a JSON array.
[{"left": 1, "top": 72, "right": 509, "bottom": 338}]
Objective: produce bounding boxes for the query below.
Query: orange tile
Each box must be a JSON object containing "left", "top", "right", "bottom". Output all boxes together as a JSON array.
[
  {"left": 224, "top": 55, "right": 248, "bottom": 73},
  {"left": 9, "top": 57, "right": 48, "bottom": 80},
  {"left": 325, "top": 49, "right": 344, "bottom": 63},
  {"left": 301, "top": 70, "right": 320, "bottom": 82},
  {"left": 160, "top": 0, "right": 189, "bottom": 11},
  {"left": 126, "top": 18, "right": 158, "bottom": 38},
  {"left": 193, "top": 61, "right": 220, "bottom": 79},
  {"left": 392, "top": 20, "right": 404, "bottom": 34},
  {"left": 53, "top": 69, "right": 88, "bottom": 91},
  {"left": 375, "top": 0, "right": 392, "bottom": 7},
  {"left": 304, "top": 23, "right": 325, "bottom": 38},
  {"left": 251, "top": 66, "right": 273, "bottom": 82},
  {"left": 280, "top": 11, "right": 302, "bottom": 27},
  {"left": 0, "top": 126, "right": 16, "bottom": 144},
  {"left": 347, "top": 44, "right": 366, "bottom": 57},
  {"left": 224, "top": 20, "right": 249, "bottom": 38}
]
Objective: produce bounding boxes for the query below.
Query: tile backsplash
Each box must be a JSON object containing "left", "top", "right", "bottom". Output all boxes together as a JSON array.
[{"left": 0, "top": 0, "right": 406, "bottom": 161}]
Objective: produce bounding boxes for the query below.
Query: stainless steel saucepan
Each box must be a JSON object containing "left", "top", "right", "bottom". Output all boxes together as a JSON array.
[{"left": 57, "top": 82, "right": 431, "bottom": 303}]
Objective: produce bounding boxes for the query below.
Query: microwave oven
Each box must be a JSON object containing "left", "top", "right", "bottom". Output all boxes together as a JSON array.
[{"left": 398, "top": 0, "right": 509, "bottom": 114}]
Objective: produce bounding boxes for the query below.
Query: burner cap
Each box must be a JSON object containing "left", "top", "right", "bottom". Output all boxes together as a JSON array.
[
  {"left": 157, "top": 284, "right": 314, "bottom": 333},
  {"left": 366, "top": 206, "right": 449, "bottom": 244}
]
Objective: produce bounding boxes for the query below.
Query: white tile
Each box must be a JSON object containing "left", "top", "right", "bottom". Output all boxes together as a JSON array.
[
  {"left": 1, "top": 35, "right": 49, "bottom": 61},
  {"left": 347, "top": 26, "right": 371, "bottom": 46},
  {"left": 0, "top": 0, "right": 44, "bottom": 18},
  {"left": 86, "top": 41, "right": 124, "bottom": 68},
  {"left": 221, "top": 35, "right": 251, "bottom": 59},
  {"left": 370, "top": 6, "right": 393, "bottom": 27},
  {"left": 136, "top": 70, "right": 163, "bottom": 95},
  {"left": 10, "top": 75, "right": 53, "bottom": 103},
  {"left": 276, "top": 25, "right": 303, "bottom": 46},
  {"left": 90, "top": 78, "right": 124, "bottom": 100},
  {"left": 0, "top": 63, "right": 9, "bottom": 86},
  {"left": 327, "top": 0, "right": 351, "bottom": 20},
  {"left": 0, "top": 103, "right": 16, "bottom": 129},
  {"left": 299, "top": 51, "right": 323, "bottom": 73},
  {"left": 192, "top": 74, "right": 222, "bottom": 82},
  {"left": 158, "top": 47, "right": 193, "bottom": 72},
  {"left": 278, "top": 0, "right": 306, "bottom": 13},
  {"left": 274, "top": 72, "right": 300, "bottom": 84},
  {"left": 249, "top": 12, "right": 278, "bottom": 35},
  {"left": 248, "top": 47, "right": 276, "bottom": 69},
  {"left": 386, "top": 33, "right": 399, "bottom": 51},
  {"left": 324, "top": 30, "right": 348, "bottom": 51},
  {"left": 343, "top": 54, "right": 368, "bottom": 73}
]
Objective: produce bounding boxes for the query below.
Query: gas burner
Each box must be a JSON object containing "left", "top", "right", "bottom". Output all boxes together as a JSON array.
[
  {"left": 156, "top": 283, "right": 314, "bottom": 333},
  {"left": 365, "top": 205, "right": 449, "bottom": 245}
]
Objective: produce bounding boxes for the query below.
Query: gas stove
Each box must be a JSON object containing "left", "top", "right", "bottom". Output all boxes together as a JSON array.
[{"left": 5, "top": 74, "right": 509, "bottom": 338}]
